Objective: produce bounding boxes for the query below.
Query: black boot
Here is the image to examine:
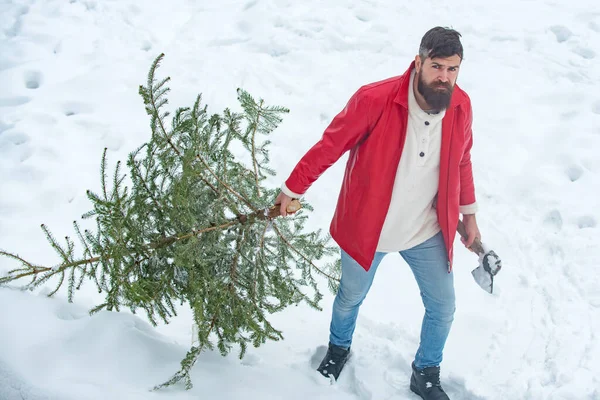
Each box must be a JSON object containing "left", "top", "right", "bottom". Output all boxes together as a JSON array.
[
  {"left": 316, "top": 343, "right": 351, "bottom": 381},
  {"left": 410, "top": 362, "right": 450, "bottom": 400}
]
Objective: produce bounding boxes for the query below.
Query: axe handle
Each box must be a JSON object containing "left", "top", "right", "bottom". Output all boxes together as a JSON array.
[{"left": 457, "top": 219, "right": 485, "bottom": 256}]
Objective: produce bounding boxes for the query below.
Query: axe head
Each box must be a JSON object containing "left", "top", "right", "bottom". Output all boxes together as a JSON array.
[{"left": 471, "top": 246, "right": 502, "bottom": 294}]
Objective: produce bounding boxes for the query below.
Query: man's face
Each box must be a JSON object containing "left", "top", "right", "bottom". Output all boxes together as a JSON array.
[{"left": 415, "top": 54, "right": 461, "bottom": 111}]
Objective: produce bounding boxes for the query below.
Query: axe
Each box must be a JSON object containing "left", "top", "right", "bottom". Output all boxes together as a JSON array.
[{"left": 456, "top": 220, "right": 502, "bottom": 294}]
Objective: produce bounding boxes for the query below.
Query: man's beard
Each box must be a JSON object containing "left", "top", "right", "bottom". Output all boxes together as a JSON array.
[{"left": 417, "top": 70, "right": 454, "bottom": 112}]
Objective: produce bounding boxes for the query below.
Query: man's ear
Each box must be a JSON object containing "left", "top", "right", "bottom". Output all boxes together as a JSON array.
[{"left": 414, "top": 55, "right": 422, "bottom": 70}]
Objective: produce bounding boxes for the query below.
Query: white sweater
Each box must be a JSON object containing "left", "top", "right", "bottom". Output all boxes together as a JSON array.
[
  {"left": 282, "top": 68, "right": 477, "bottom": 253},
  {"left": 376, "top": 69, "right": 445, "bottom": 252}
]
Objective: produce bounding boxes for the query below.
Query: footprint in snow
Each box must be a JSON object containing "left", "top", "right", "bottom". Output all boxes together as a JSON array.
[
  {"left": 53, "top": 40, "right": 62, "bottom": 55},
  {"left": 355, "top": 13, "right": 370, "bottom": 23},
  {"left": 81, "top": 0, "right": 97, "bottom": 11},
  {"left": 0, "top": 131, "right": 33, "bottom": 162},
  {"left": 0, "top": 131, "right": 29, "bottom": 146},
  {"left": 382, "top": 357, "right": 412, "bottom": 395},
  {"left": 140, "top": 40, "right": 152, "bottom": 52},
  {"left": 566, "top": 164, "right": 584, "bottom": 182},
  {"left": 577, "top": 216, "right": 596, "bottom": 229},
  {"left": 243, "top": 0, "right": 258, "bottom": 10},
  {"left": 4, "top": 5, "right": 29, "bottom": 38},
  {"left": 544, "top": 210, "right": 563, "bottom": 230},
  {"left": 63, "top": 102, "right": 93, "bottom": 117},
  {"left": 309, "top": 345, "right": 328, "bottom": 370},
  {"left": 24, "top": 70, "right": 43, "bottom": 89},
  {"left": 572, "top": 47, "right": 596, "bottom": 60},
  {"left": 549, "top": 25, "right": 572, "bottom": 43}
]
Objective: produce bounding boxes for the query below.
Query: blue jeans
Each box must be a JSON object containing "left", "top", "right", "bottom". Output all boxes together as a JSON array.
[{"left": 329, "top": 231, "right": 455, "bottom": 369}]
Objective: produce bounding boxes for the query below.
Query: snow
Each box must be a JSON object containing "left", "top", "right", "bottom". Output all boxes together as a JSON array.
[{"left": 1, "top": 0, "right": 599, "bottom": 399}]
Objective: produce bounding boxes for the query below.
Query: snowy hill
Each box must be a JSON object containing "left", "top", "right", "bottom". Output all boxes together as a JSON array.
[{"left": 1, "top": 0, "right": 599, "bottom": 399}]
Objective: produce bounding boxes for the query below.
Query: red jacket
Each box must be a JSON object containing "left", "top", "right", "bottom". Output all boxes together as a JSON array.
[{"left": 284, "top": 62, "right": 476, "bottom": 272}]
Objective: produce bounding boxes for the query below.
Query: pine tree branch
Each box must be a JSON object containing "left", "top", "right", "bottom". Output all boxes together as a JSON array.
[
  {"left": 0, "top": 251, "right": 100, "bottom": 282},
  {"left": 151, "top": 220, "right": 238, "bottom": 249},
  {"left": 195, "top": 154, "right": 256, "bottom": 211},
  {"left": 251, "top": 221, "right": 271, "bottom": 300},
  {"left": 148, "top": 79, "right": 181, "bottom": 157},
  {"left": 271, "top": 223, "right": 339, "bottom": 282},
  {"left": 193, "top": 168, "right": 242, "bottom": 217},
  {"left": 196, "top": 171, "right": 221, "bottom": 197},
  {"left": 73, "top": 221, "right": 94, "bottom": 261},
  {"left": 230, "top": 230, "right": 242, "bottom": 292},
  {"left": 250, "top": 100, "right": 263, "bottom": 197},
  {"left": 258, "top": 220, "right": 270, "bottom": 253},
  {"left": 0, "top": 204, "right": 292, "bottom": 287},
  {"left": 0, "top": 250, "right": 43, "bottom": 270},
  {"left": 131, "top": 159, "right": 162, "bottom": 212}
]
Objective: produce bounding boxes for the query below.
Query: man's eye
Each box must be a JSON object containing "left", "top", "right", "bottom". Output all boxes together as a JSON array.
[
  {"left": 432, "top": 65, "right": 440, "bottom": 69},
  {"left": 449, "top": 67, "right": 457, "bottom": 72}
]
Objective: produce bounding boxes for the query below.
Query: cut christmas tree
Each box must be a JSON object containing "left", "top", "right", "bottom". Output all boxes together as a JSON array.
[{"left": 0, "top": 54, "right": 341, "bottom": 391}]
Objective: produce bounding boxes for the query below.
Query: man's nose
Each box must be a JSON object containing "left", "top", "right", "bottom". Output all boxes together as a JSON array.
[{"left": 438, "top": 70, "right": 449, "bottom": 82}]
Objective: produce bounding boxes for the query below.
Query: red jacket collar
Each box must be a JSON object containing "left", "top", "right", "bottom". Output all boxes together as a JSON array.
[{"left": 393, "top": 61, "right": 467, "bottom": 109}]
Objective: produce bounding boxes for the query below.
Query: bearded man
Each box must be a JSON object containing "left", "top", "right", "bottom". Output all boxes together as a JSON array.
[{"left": 275, "top": 26, "right": 481, "bottom": 400}]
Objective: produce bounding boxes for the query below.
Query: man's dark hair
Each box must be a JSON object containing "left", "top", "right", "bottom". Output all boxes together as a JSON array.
[{"left": 419, "top": 27, "right": 463, "bottom": 60}]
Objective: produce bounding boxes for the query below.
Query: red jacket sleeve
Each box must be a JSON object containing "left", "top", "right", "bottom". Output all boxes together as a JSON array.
[
  {"left": 284, "top": 88, "right": 372, "bottom": 196},
  {"left": 459, "top": 102, "right": 477, "bottom": 208}
]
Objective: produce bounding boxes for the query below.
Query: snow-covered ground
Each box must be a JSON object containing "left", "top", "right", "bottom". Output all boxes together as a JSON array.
[{"left": 1, "top": 0, "right": 599, "bottom": 399}]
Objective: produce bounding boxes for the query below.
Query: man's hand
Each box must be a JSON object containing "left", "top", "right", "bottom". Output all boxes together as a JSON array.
[
  {"left": 275, "top": 191, "right": 297, "bottom": 217},
  {"left": 461, "top": 214, "right": 481, "bottom": 251}
]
